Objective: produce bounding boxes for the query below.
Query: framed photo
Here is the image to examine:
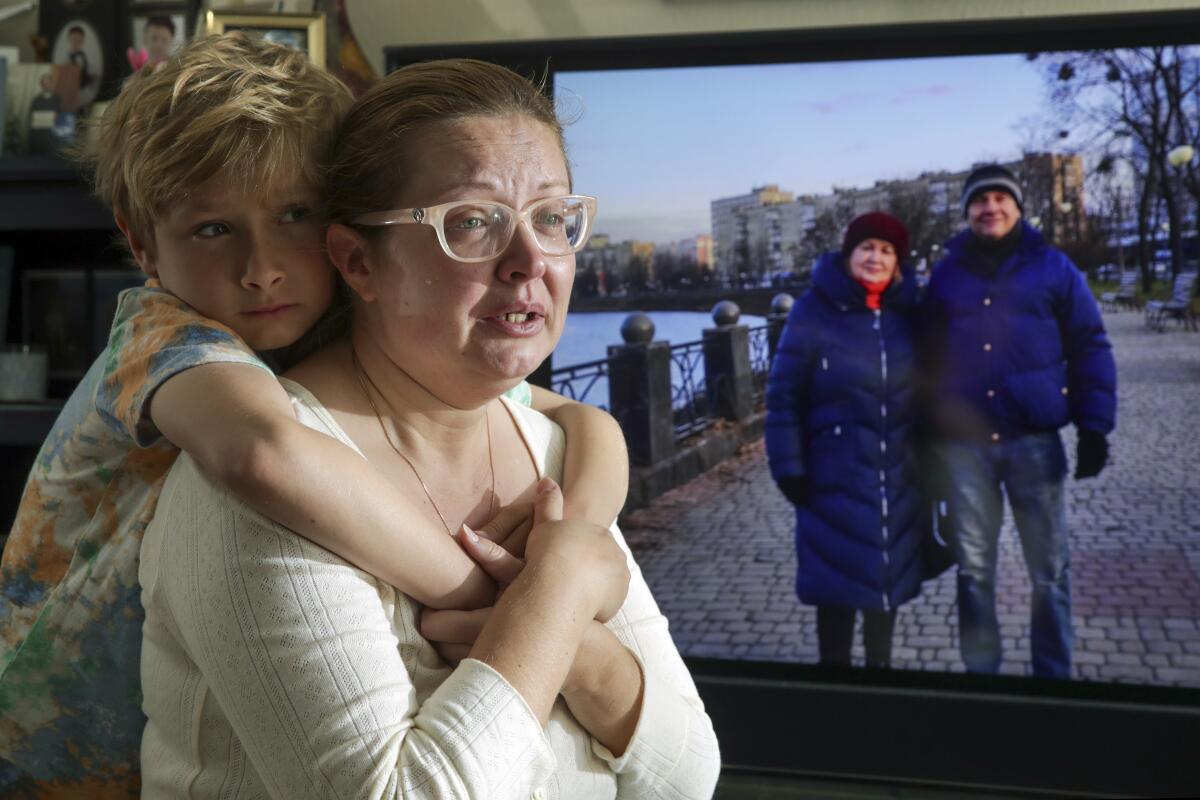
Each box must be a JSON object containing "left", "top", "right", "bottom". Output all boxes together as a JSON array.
[
  {"left": 22, "top": 268, "right": 144, "bottom": 379},
  {"left": 129, "top": 7, "right": 187, "bottom": 69},
  {"left": 50, "top": 17, "right": 104, "bottom": 108},
  {"left": 40, "top": 0, "right": 122, "bottom": 105},
  {"left": 23, "top": 269, "right": 89, "bottom": 378},
  {"left": 5, "top": 62, "right": 82, "bottom": 155},
  {"left": 0, "top": 55, "right": 6, "bottom": 158},
  {"left": 1, "top": 246, "right": 12, "bottom": 342},
  {"left": 205, "top": 12, "right": 325, "bottom": 67}
]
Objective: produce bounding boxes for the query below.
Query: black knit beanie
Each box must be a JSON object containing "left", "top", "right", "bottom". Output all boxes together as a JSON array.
[{"left": 961, "top": 164, "right": 1024, "bottom": 217}]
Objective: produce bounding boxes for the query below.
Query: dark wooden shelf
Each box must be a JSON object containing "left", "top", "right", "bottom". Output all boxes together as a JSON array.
[
  {"left": 0, "top": 156, "right": 113, "bottom": 232},
  {"left": 0, "top": 401, "right": 64, "bottom": 446}
]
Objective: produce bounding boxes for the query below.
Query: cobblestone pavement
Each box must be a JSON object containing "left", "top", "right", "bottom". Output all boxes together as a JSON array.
[{"left": 623, "top": 311, "right": 1200, "bottom": 686}]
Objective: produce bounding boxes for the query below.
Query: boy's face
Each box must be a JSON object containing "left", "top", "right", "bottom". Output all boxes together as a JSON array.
[
  {"left": 68, "top": 31, "right": 84, "bottom": 52},
  {"left": 130, "top": 173, "right": 335, "bottom": 351},
  {"left": 144, "top": 24, "right": 173, "bottom": 59}
]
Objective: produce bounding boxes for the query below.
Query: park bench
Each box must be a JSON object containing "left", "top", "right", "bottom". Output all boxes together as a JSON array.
[
  {"left": 1144, "top": 272, "right": 1198, "bottom": 332},
  {"left": 1100, "top": 270, "right": 1139, "bottom": 311}
]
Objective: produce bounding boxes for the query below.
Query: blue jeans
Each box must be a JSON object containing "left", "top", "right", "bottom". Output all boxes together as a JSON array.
[{"left": 939, "top": 432, "right": 1072, "bottom": 679}]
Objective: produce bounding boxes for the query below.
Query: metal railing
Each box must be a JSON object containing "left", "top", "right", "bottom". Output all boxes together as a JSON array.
[
  {"left": 549, "top": 356, "right": 611, "bottom": 410},
  {"left": 748, "top": 324, "right": 772, "bottom": 405},
  {"left": 667, "top": 338, "right": 711, "bottom": 441},
  {"left": 542, "top": 303, "right": 792, "bottom": 454}
]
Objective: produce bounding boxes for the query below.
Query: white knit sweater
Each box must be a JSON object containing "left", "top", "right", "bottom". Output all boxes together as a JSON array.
[{"left": 139, "top": 379, "right": 721, "bottom": 799}]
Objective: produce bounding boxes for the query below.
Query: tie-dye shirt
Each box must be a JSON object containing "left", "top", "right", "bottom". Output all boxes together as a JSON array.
[
  {"left": 0, "top": 283, "right": 535, "bottom": 797},
  {"left": 0, "top": 285, "right": 270, "bottom": 797}
]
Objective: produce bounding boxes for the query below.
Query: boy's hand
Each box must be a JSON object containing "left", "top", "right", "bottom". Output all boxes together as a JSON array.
[
  {"left": 525, "top": 480, "right": 629, "bottom": 623},
  {"left": 476, "top": 501, "right": 534, "bottom": 558},
  {"left": 465, "top": 479, "right": 560, "bottom": 577},
  {"left": 421, "top": 480, "right": 563, "bottom": 664},
  {"left": 422, "top": 478, "right": 628, "bottom": 666}
]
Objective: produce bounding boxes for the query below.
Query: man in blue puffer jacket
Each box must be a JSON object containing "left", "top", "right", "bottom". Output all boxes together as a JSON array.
[{"left": 922, "top": 164, "right": 1116, "bottom": 679}]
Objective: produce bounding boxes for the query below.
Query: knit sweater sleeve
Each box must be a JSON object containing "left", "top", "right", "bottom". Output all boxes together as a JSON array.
[
  {"left": 510, "top": 401, "right": 722, "bottom": 800},
  {"left": 590, "top": 534, "right": 723, "bottom": 800},
  {"left": 140, "top": 451, "right": 557, "bottom": 800}
]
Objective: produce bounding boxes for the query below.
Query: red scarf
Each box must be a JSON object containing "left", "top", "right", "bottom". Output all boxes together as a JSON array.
[{"left": 856, "top": 277, "right": 890, "bottom": 311}]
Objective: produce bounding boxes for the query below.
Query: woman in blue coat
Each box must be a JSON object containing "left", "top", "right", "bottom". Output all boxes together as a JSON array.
[{"left": 765, "top": 212, "right": 925, "bottom": 668}]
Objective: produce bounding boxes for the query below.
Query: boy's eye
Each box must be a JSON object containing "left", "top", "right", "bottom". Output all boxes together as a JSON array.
[{"left": 194, "top": 222, "right": 231, "bottom": 238}]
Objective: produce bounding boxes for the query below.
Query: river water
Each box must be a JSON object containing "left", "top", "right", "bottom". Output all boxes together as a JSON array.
[{"left": 550, "top": 310, "right": 768, "bottom": 407}]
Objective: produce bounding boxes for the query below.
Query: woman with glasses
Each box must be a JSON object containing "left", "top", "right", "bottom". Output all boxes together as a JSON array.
[
  {"left": 137, "top": 59, "right": 720, "bottom": 798},
  {"left": 765, "top": 212, "right": 927, "bottom": 670}
]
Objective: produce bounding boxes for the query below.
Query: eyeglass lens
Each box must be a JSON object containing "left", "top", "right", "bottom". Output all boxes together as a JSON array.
[{"left": 442, "top": 197, "right": 590, "bottom": 260}]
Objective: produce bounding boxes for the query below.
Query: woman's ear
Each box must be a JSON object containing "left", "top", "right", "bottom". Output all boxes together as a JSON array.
[
  {"left": 326, "top": 223, "right": 379, "bottom": 303},
  {"left": 115, "top": 211, "right": 157, "bottom": 277}
]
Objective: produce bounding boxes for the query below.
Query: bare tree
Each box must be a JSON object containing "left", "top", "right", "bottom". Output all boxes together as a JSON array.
[
  {"left": 1034, "top": 47, "right": 1198, "bottom": 285},
  {"left": 1161, "top": 51, "right": 1200, "bottom": 265},
  {"left": 886, "top": 183, "right": 955, "bottom": 264},
  {"left": 804, "top": 210, "right": 843, "bottom": 260}
]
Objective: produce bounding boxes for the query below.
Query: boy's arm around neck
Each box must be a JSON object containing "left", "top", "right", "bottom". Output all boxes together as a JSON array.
[
  {"left": 528, "top": 384, "right": 629, "bottom": 528},
  {"left": 149, "top": 362, "right": 496, "bottom": 610}
]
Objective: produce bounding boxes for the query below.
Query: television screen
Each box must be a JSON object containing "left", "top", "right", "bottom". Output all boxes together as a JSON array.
[
  {"left": 385, "top": 13, "right": 1200, "bottom": 792},
  {"left": 554, "top": 42, "right": 1199, "bottom": 691}
]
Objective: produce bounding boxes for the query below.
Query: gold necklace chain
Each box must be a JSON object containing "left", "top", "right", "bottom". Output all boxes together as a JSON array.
[{"left": 350, "top": 345, "right": 496, "bottom": 535}]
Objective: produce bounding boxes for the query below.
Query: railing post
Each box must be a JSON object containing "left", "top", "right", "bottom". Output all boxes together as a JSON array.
[
  {"left": 608, "top": 313, "right": 675, "bottom": 466},
  {"left": 703, "top": 300, "right": 753, "bottom": 422},
  {"left": 527, "top": 353, "right": 552, "bottom": 390},
  {"left": 767, "top": 292, "right": 794, "bottom": 363}
]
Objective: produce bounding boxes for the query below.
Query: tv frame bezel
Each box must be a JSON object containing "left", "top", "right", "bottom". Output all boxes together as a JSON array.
[{"left": 383, "top": 11, "right": 1200, "bottom": 796}]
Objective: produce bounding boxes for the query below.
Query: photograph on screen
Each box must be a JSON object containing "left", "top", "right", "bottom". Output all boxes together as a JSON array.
[{"left": 551, "top": 44, "right": 1200, "bottom": 689}]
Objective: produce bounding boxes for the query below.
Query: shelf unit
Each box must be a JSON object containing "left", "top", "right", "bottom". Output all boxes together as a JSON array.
[{"left": 1, "top": 155, "right": 119, "bottom": 532}]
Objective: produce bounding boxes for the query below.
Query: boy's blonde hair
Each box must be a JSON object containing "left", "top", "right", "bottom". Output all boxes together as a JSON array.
[{"left": 83, "top": 33, "right": 352, "bottom": 251}]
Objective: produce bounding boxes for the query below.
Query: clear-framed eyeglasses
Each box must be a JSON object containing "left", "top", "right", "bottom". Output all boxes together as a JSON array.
[{"left": 351, "top": 194, "right": 598, "bottom": 264}]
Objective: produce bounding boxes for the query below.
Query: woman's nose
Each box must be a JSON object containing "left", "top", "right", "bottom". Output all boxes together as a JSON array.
[{"left": 496, "top": 221, "right": 547, "bottom": 284}]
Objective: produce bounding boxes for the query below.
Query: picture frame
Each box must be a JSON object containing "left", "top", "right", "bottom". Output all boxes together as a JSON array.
[
  {"left": 0, "top": 55, "right": 7, "bottom": 158},
  {"left": 22, "top": 269, "right": 89, "bottom": 379},
  {"left": 204, "top": 11, "right": 326, "bottom": 67},
  {"left": 22, "top": 268, "right": 144, "bottom": 379},
  {"left": 49, "top": 17, "right": 104, "bottom": 109},
  {"left": 128, "top": 5, "right": 188, "bottom": 70},
  {"left": 41, "top": 0, "right": 127, "bottom": 111},
  {"left": 0, "top": 246, "right": 13, "bottom": 342},
  {"left": 5, "top": 62, "right": 82, "bottom": 156}
]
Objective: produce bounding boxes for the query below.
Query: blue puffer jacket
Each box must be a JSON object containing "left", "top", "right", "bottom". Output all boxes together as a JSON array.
[
  {"left": 923, "top": 222, "right": 1116, "bottom": 442},
  {"left": 765, "top": 253, "right": 924, "bottom": 611}
]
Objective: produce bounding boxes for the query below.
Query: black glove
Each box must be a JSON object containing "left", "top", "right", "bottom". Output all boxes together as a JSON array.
[
  {"left": 776, "top": 476, "right": 810, "bottom": 506},
  {"left": 1074, "top": 429, "right": 1109, "bottom": 479}
]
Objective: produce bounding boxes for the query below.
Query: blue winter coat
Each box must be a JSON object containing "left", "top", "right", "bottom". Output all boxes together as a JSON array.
[
  {"left": 922, "top": 222, "right": 1116, "bottom": 442},
  {"left": 765, "top": 253, "right": 925, "bottom": 611}
]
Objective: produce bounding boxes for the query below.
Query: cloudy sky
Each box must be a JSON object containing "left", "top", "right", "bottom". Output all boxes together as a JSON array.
[{"left": 557, "top": 54, "right": 1049, "bottom": 244}]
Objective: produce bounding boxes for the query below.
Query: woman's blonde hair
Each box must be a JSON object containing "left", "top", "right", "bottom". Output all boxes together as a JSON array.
[
  {"left": 81, "top": 32, "right": 352, "bottom": 250},
  {"left": 323, "top": 58, "right": 568, "bottom": 228}
]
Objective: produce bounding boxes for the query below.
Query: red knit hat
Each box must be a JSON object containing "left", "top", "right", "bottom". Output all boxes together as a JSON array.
[{"left": 841, "top": 212, "right": 910, "bottom": 261}]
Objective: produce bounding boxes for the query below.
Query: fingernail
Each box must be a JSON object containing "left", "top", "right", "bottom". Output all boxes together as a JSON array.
[
  {"left": 462, "top": 523, "right": 479, "bottom": 543},
  {"left": 537, "top": 479, "right": 557, "bottom": 496}
]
